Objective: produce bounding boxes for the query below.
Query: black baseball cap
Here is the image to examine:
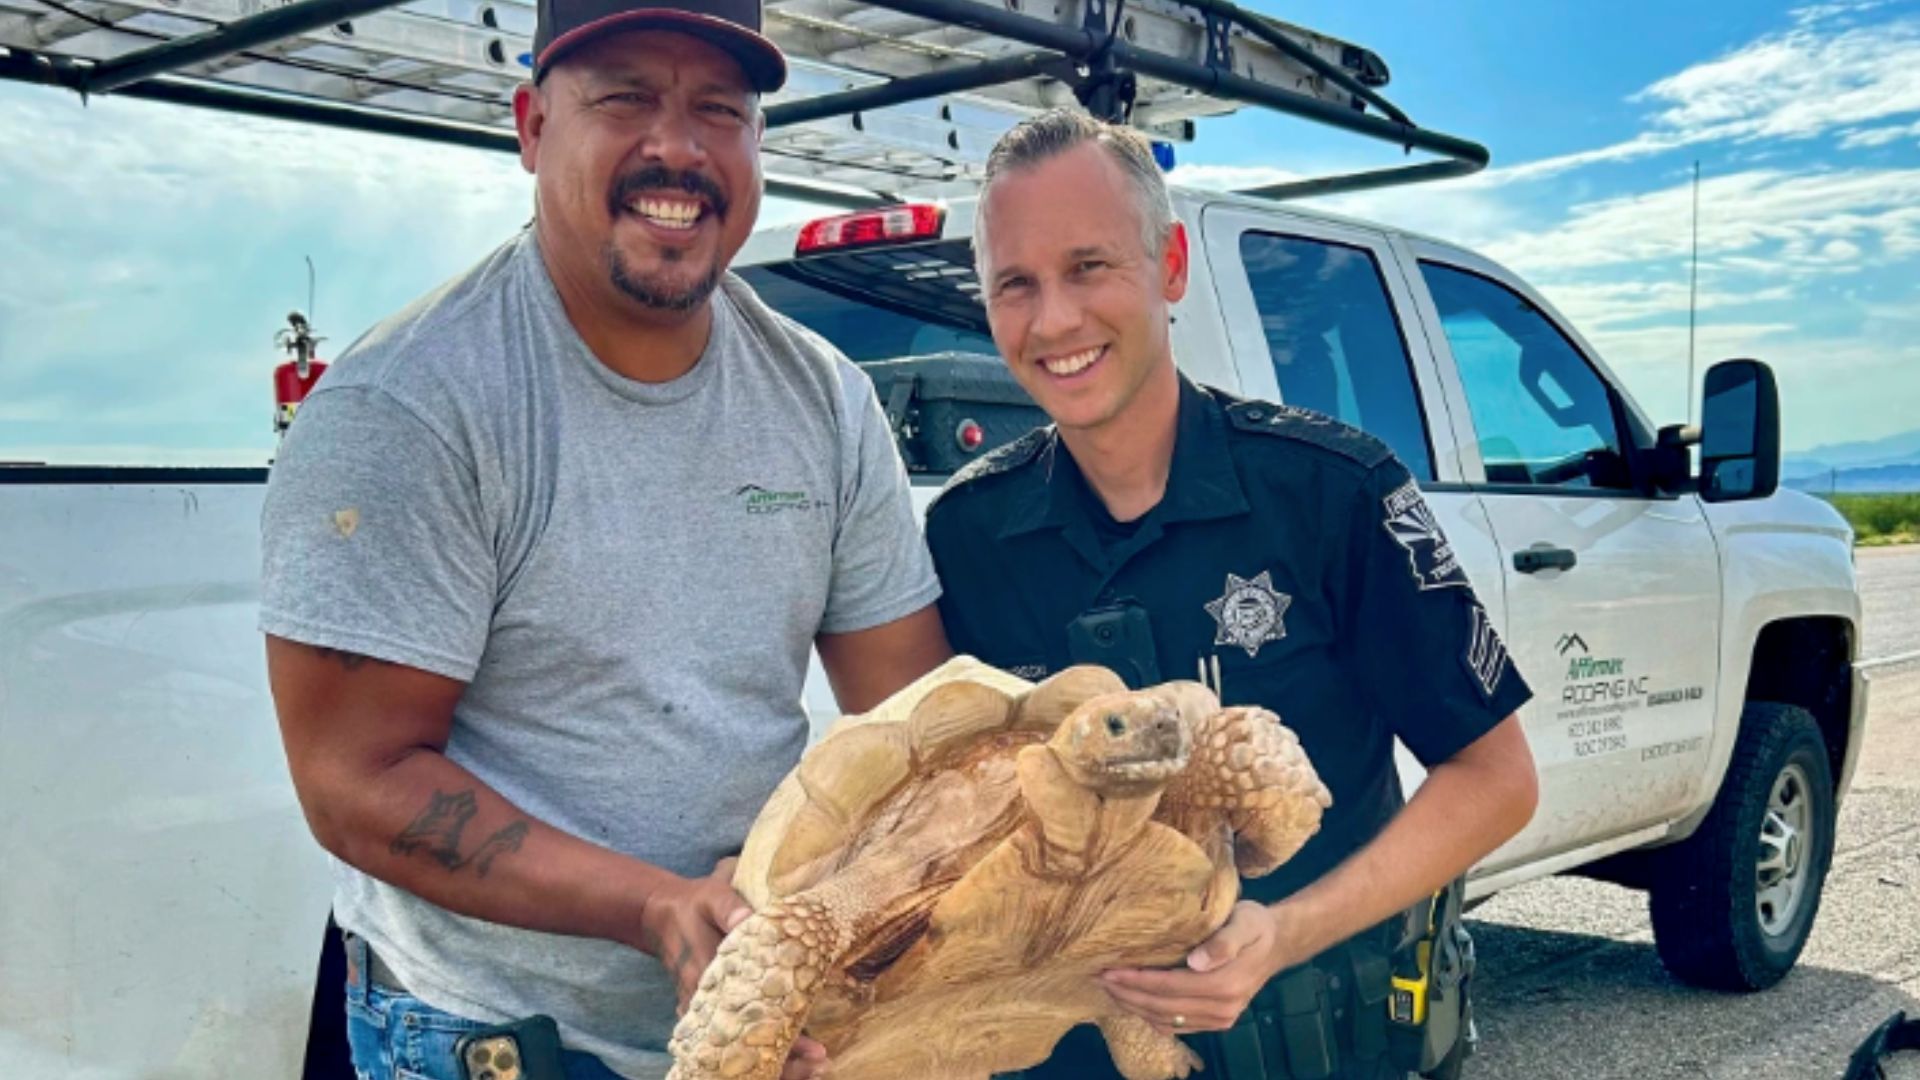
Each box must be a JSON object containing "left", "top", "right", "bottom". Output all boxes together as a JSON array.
[{"left": 533, "top": 0, "right": 787, "bottom": 91}]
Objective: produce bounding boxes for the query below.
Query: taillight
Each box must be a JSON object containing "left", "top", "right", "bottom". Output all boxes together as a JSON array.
[
  {"left": 955, "top": 419, "right": 986, "bottom": 453},
  {"left": 796, "top": 204, "right": 944, "bottom": 255}
]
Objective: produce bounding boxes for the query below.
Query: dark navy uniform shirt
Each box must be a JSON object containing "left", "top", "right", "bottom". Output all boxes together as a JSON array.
[{"left": 925, "top": 378, "right": 1533, "bottom": 902}]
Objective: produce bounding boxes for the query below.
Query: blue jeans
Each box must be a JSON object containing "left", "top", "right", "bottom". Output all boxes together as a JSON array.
[{"left": 342, "top": 933, "right": 629, "bottom": 1080}]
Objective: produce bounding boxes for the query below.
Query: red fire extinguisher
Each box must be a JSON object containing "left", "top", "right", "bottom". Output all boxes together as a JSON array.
[{"left": 273, "top": 310, "right": 327, "bottom": 438}]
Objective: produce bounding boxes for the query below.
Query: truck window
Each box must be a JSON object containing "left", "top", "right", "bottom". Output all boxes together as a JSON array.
[
  {"left": 1418, "top": 263, "right": 1633, "bottom": 490},
  {"left": 1237, "top": 232, "right": 1434, "bottom": 479},
  {"left": 737, "top": 241, "right": 998, "bottom": 363}
]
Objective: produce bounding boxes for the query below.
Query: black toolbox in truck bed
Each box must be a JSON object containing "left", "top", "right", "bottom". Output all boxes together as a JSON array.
[{"left": 861, "top": 353, "right": 1048, "bottom": 477}]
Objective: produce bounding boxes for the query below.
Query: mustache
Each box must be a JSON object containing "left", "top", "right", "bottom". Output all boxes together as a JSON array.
[{"left": 609, "top": 166, "right": 729, "bottom": 220}]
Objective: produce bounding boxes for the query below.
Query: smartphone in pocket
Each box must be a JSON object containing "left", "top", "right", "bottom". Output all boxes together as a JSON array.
[{"left": 454, "top": 1014, "right": 567, "bottom": 1080}]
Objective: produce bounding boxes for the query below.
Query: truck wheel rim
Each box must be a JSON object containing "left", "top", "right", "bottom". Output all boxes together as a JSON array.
[{"left": 1755, "top": 761, "right": 1812, "bottom": 937}]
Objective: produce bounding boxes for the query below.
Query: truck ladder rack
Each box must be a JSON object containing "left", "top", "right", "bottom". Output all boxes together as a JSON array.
[{"left": 0, "top": 0, "right": 1488, "bottom": 201}]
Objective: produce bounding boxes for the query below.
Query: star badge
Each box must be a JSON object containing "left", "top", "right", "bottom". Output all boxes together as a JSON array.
[{"left": 1204, "top": 571, "right": 1291, "bottom": 658}]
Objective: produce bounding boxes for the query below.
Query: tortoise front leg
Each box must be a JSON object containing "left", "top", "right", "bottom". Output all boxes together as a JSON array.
[
  {"left": 1160, "top": 704, "right": 1331, "bottom": 878},
  {"left": 667, "top": 893, "right": 848, "bottom": 1080}
]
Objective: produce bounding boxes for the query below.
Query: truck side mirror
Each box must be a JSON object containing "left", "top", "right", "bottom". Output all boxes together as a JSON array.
[{"left": 1698, "top": 359, "right": 1780, "bottom": 503}]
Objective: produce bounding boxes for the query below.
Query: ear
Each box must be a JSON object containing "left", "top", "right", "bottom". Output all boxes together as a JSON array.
[
  {"left": 512, "top": 82, "right": 545, "bottom": 175},
  {"left": 1162, "top": 220, "right": 1190, "bottom": 304}
]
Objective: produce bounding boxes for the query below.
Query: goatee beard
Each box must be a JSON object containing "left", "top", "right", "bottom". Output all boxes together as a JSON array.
[{"left": 605, "top": 242, "right": 722, "bottom": 313}]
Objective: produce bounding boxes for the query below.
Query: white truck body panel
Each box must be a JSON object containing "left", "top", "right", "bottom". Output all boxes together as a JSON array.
[{"left": 0, "top": 480, "right": 324, "bottom": 1079}]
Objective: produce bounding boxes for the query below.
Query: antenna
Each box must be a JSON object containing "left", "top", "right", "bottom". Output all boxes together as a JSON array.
[
  {"left": 304, "top": 254, "right": 317, "bottom": 326},
  {"left": 1686, "top": 160, "right": 1700, "bottom": 424}
]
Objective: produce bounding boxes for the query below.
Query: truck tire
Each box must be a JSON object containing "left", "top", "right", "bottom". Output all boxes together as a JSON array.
[{"left": 1649, "top": 702, "right": 1835, "bottom": 991}]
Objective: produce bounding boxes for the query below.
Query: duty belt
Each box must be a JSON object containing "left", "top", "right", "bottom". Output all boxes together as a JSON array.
[{"left": 1196, "top": 919, "right": 1398, "bottom": 1080}]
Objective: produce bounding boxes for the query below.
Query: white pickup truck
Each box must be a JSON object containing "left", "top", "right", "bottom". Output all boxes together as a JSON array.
[{"left": 0, "top": 185, "right": 1870, "bottom": 1078}]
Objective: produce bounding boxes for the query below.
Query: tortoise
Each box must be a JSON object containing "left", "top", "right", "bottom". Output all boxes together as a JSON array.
[{"left": 666, "top": 657, "right": 1331, "bottom": 1080}]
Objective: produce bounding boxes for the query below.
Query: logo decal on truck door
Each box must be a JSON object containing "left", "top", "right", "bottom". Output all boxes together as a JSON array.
[{"left": 1382, "top": 479, "right": 1467, "bottom": 591}]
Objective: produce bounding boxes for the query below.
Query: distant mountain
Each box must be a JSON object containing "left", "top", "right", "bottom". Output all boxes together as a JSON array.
[
  {"left": 1786, "top": 462, "right": 1920, "bottom": 494},
  {"left": 1784, "top": 428, "right": 1920, "bottom": 481}
]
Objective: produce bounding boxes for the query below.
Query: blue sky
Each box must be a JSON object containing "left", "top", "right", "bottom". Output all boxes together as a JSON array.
[{"left": 2, "top": 0, "right": 1918, "bottom": 464}]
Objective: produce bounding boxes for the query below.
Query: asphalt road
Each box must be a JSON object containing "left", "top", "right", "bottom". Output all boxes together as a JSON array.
[
  {"left": 1462, "top": 546, "right": 1920, "bottom": 1080},
  {"left": 1859, "top": 545, "right": 1920, "bottom": 663}
]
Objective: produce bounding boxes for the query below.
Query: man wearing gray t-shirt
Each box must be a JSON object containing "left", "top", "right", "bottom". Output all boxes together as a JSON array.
[{"left": 259, "top": 1, "right": 950, "bottom": 1076}]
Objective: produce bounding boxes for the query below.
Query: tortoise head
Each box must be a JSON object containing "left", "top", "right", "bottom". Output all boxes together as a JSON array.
[{"left": 1049, "top": 690, "right": 1191, "bottom": 795}]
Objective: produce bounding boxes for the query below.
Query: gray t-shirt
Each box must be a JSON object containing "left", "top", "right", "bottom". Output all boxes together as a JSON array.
[{"left": 259, "top": 230, "right": 939, "bottom": 1078}]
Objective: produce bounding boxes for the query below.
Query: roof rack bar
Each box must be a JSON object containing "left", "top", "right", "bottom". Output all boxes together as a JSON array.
[
  {"left": 0, "top": 42, "right": 517, "bottom": 140},
  {"left": 1113, "top": 41, "right": 1486, "bottom": 164},
  {"left": 766, "top": 51, "right": 1063, "bottom": 129},
  {"left": 1186, "top": 0, "right": 1407, "bottom": 125},
  {"left": 80, "top": 0, "right": 411, "bottom": 94},
  {"left": 855, "top": 0, "right": 1095, "bottom": 68},
  {"left": 1238, "top": 157, "right": 1482, "bottom": 201},
  {"left": 0, "top": 44, "right": 886, "bottom": 208},
  {"left": 857, "top": 0, "right": 1487, "bottom": 173}
]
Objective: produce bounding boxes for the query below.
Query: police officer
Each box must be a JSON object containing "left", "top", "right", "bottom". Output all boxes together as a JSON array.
[{"left": 926, "top": 109, "right": 1540, "bottom": 1080}]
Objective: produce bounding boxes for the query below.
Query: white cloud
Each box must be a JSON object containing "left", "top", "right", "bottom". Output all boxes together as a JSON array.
[
  {"left": 1467, "top": 6, "right": 1920, "bottom": 188},
  {"left": 1481, "top": 167, "right": 1920, "bottom": 276},
  {"left": 1547, "top": 317, "right": 1920, "bottom": 455},
  {"left": 1839, "top": 118, "right": 1920, "bottom": 147},
  {"left": 1471, "top": 133, "right": 1706, "bottom": 188},
  {"left": 1790, "top": 1, "right": 1896, "bottom": 26},
  {"left": 1534, "top": 281, "right": 1797, "bottom": 332},
  {"left": 0, "top": 82, "right": 535, "bottom": 465},
  {"left": 1639, "top": 25, "right": 1920, "bottom": 142}
]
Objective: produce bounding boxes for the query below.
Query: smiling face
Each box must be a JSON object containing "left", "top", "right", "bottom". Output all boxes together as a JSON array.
[
  {"left": 976, "top": 140, "right": 1189, "bottom": 437},
  {"left": 515, "top": 28, "right": 763, "bottom": 322}
]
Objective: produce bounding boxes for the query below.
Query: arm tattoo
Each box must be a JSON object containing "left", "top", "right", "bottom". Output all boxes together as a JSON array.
[
  {"left": 312, "top": 646, "right": 382, "bottom": 671},
  {"left": 639, "top": 920, "right": 702, "bottom": 986},
  {"left": 390, "top": 790, "right": 529, "bottom": 878}
]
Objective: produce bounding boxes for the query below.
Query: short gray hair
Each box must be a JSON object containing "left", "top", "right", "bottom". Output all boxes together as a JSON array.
[{"left": 972, "top": 108, "right": 1175, "bottom": 276}]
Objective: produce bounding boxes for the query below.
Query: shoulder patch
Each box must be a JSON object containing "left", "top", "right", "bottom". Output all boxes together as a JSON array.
[
  {"left": 1224, "top": 400, "right": 1395, "bottom": 469},
  {"left": 928, "top": 426, "right": 1053, "bottom": 513},
  {"left": 1381, "top": 477, "right": 1470, "bottom": 591}
]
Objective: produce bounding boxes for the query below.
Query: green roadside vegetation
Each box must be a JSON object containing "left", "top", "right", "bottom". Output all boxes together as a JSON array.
[{"left": 1821, "top": 493, "right": 1920, "bottom": 546}]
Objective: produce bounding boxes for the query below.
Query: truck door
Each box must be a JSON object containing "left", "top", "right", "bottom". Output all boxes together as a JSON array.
[
  {"left": 1199, "top": 203, "right": 1510, "bottom": 800},
  {"left": 1401, "top": 244, "right": 1723, "bottom": 870}
]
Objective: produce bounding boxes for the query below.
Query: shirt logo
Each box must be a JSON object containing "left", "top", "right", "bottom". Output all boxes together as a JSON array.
[
  {"left": 1204, "top": 571, "right": 1291, "bottom": 659},
  {"left": 733, "top": 483, "right": 818, "bottom": 515},
  {"left": 1382, "top": 479, "right": 1467, "bottom": 591}
]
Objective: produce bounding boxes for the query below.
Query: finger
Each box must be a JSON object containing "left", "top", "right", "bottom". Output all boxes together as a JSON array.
[
  {"left": 1102, "top": 973, "right": 1247, "bottom": 1032},
  {"left": 1186, "top": 904, "right": 1265, "bottom": 973},
  {"left": 1121, "top": 995, "right": 1231, "bottom": 1035},
  {"left": 779, "top": 1058, "right": 830, "bottom": 1080},
  {"left": 1101, "top": 966, "right": 1213, "bottom": 998},
  {"left": 674, "top": 925, "right": 727, "bottom": 1011},
  {"left": 1100, "top": 979, "right": 1215, "bottom": 1020},
  {"left": 781, "top": 1037, "right": 831, "bottom": 1079},
  {"left": 695, "top": 883, "right": 752, "bottom": 934},
  {"left": 710, "top": 856, "right": 740, "bottom": 883}
]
